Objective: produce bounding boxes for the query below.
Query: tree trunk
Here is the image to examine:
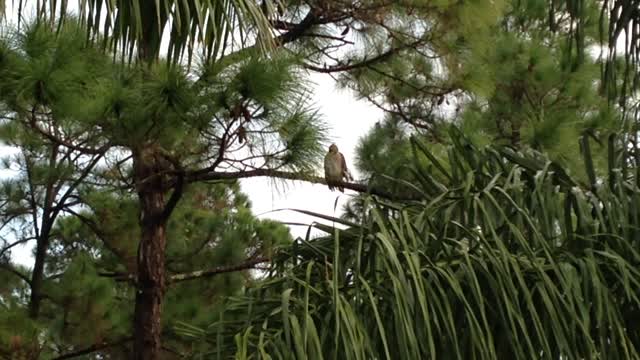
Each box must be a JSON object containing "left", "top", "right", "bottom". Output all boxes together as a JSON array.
[
  {"left": 28, "top": 146, "right": 58, "bottom": 319},
  {"left": 132, "top": 146, "right": 168, "bottom": 360},
  {"left": 28, "top": 233, "right": 50, "bottom": 318},
  {"left": 511, "top": 122, "right": 521, "bottom": 147}
]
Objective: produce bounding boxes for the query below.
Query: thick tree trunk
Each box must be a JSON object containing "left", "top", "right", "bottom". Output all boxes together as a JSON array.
[{"left": 132, "top": 147, "right": 168, "bottom": 360}]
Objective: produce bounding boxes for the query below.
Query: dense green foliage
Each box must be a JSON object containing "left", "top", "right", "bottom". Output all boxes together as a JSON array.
[
  {"left": 189, "top": 129, "right": 640, "bottom": 359},
  {"left": 343, "top": 0, "right": 625, "bottom": 220},
  {"left": 0, "top": 18, "right": 309, "bottom": 358},
  {"left": 0, "top": 166, "right": 293, "bottom": 358},
  {"left": 180, "top": 0, "right": 640, "bottom": 359}
]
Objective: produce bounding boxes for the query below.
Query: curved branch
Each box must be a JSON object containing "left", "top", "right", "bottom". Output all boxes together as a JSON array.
[
  {"left": 27, "top": 117, "right": 108, "bottom": 155},
  {"left": 0, "top": 237, "right": 37, "bottom": 259},
  {"left": 304, "top": 39, "right": 423, "bottom": 73}
]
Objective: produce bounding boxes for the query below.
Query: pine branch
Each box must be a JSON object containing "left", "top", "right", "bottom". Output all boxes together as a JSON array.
[
  {"left": 168, "top": 257, "right": 270, "bottom": 284},
  {"left": 304, "top": 39, "right": 423, "bottom": 74},
  {"left": 98, "top": 257, "right": 271, "bottom": 285},
  {"left": 276, "top": 11, "right": 319, "bottom": 45},
  {"left": 0, "top": 261, "right": 32, "bottom": 285},
  {"left": 158, "top": 152, "right": 185, "bottom": 224},
  {"left": 50, "top": 152, "right": 106, "bottom": 215},
  {"left": 0, "top": 237, "right": 37, "bottom": 259},
  {"left": 26, "top": 113, "right": 108, "bottom": 155},
  {"left": 59, "top": 207, "right": 139, "bottom": 274}
]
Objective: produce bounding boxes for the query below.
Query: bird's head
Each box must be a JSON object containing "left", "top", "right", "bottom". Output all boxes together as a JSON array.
[{"left": 329, "top": 144, "right": 338, "bottom": 153}]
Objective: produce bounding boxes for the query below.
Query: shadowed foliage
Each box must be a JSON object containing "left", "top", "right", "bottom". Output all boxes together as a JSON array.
[{"left": 178, "top": 127, "right": 640, "bottom": 359}]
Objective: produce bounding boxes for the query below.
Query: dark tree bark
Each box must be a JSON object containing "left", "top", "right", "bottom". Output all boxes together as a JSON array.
[
  {"left": 131, "top": 3, "right": 174, "bottom": 355},
  {"left": 132, "top": 146, "right": 171, "bottom": 360},
  {"left": 28, "top": 145, "right": 58, "bottom": 319},
  {"left": 28, "top": 232, "right": 51, "bottom": 318}
]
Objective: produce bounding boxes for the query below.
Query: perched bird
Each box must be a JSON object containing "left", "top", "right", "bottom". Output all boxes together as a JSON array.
[{"left": 324, "top": 144, "right": 353, "bottom": 192}]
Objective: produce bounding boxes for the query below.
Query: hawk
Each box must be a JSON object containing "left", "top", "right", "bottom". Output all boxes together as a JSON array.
[{"left": 324, "top": 144, "right": 352, "bottom": 192}]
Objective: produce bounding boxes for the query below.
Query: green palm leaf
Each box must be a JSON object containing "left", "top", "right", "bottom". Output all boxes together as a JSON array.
[
  {"left": 178, "top": 128, "right": 640, "bottom": 359},
  {"left": 8, "top": 0, "right": 279, "bottom": 63}
]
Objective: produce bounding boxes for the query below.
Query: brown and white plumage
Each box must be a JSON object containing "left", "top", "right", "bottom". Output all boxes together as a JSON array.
[{"left": 324, "top": 144, "right": 352, "bottom": 192}]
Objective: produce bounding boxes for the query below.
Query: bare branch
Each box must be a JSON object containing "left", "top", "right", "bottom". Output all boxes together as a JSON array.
[
  {"left": 51, "top": 150, "right": 107, "bottom": 216},
  {"left": 99, "top": 255, "right": 270, "bottom": 285},
  {"left": 169, "top": 257, "right": 270, "bottom": 284},
  {"left": 0, "top": 237, "right": 37, "bottom": 259},
  {"left": 186, "top": 169, "right": 421, "bottom": 201}
]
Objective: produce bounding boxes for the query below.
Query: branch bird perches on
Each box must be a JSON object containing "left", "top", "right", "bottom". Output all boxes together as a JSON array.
[{"left": 185, "top": 168, "right": 423, "bottom": 201}]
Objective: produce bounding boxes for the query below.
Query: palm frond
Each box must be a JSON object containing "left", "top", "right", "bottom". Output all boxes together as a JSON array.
[
  {"left": 178, "top": 126, "right": 640, "bottom": 359},
  {"left": 12, "top": 0, "right": 280, "bottom": 64}
]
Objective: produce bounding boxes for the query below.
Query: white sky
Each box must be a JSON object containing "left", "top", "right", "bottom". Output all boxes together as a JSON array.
[{"left": 0, "top": 3, "right": 383, "bottom": 265}]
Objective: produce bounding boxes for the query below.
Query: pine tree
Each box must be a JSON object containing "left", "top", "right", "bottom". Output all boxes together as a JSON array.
[
  {"left": 0, "top": 17, "right": 315, "bottom": 358},
  {"left": 0, "top": 1, "right": 497, "bottom": 357},
  {"left": 345, "top": 0, "right": 626, "bottom": 196}
]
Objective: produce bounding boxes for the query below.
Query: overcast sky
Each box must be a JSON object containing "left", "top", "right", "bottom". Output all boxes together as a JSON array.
[{"left": 0, "top": 3, "right": 383, "bottom": 265}]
